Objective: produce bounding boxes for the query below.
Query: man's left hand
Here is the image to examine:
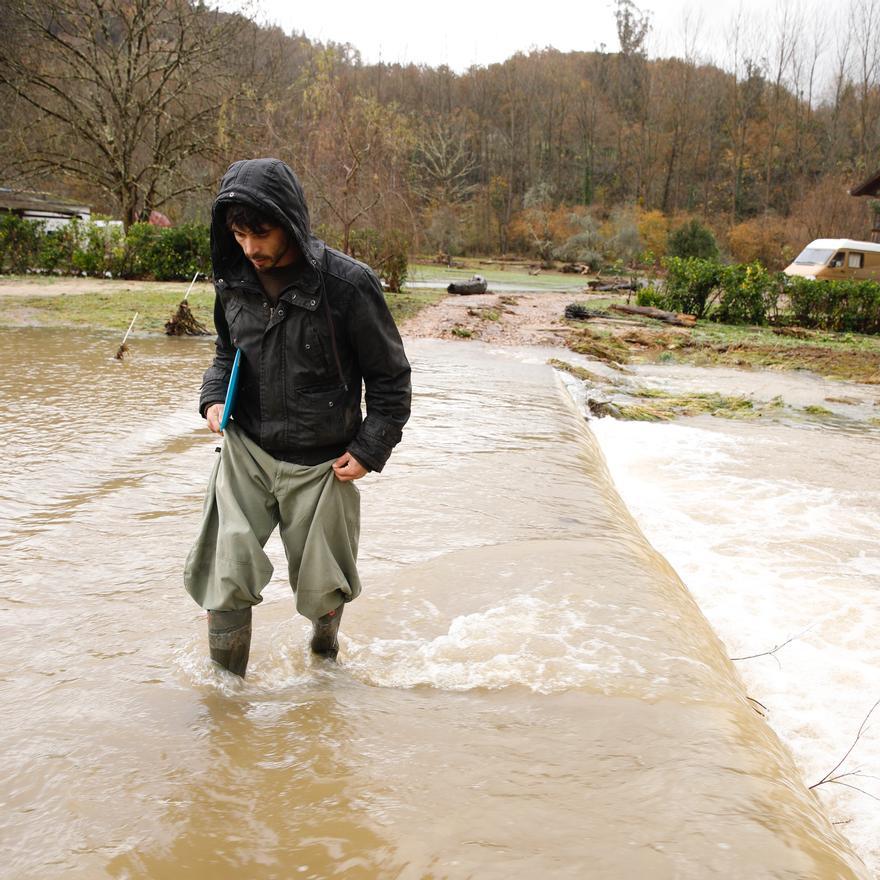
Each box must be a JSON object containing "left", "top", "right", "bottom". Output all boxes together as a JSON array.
[{"left": 333, "top": 451, "right": 367, "bottom": 482}]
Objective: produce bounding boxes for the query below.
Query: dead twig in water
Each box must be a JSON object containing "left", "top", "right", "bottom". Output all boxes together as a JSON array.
[
  {"left": 730, "top": 623, "right": 816, "bottom": 669},
  {"left": 747, "top": 696, "right": 769, "bottom": 717},
  {"left": 115, "top": 311, "right": 138, "bottom": 360},
  {"left": 809, "top": 698, "right": 880, "bottom": 802}
]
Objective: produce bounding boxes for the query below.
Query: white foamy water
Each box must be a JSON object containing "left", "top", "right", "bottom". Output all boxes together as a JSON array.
[{"left": 587, "top": 371, "right": 880, "bottom": 876}]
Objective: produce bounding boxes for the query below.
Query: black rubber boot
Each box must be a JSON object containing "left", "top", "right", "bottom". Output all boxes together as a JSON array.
[
  {"left": 310, "top": 604, "right": 344, "bottom": 660},
  {"left": 207, "top": 607, "right": 252, "bottom": 677}
]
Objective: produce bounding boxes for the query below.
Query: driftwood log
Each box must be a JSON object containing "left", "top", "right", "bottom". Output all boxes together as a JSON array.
[
  {"left": 609, "top": 303, "right": 696, "bottom": 327},
  {"left": 447, "top": 275, "right": 489, "bottom": 295},
  {"left": 772, "top": 326, "right": 814, "bottom": 339},
  {"left": 587, "top": 280, "right": 639, "bottom": 291}
]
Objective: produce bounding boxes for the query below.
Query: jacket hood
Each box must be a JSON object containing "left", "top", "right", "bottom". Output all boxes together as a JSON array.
[{"left": 210, "top": 158, "right": 324, "bottom": 287}]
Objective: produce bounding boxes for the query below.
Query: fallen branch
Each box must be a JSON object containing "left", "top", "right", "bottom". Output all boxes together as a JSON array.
[{"left": 609, "top": 303, "right": 696, "bottom": 327}]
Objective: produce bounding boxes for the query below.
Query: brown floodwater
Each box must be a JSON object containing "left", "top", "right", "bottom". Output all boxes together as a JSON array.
[{"left": 0, "top": 329, "right": 868, "bottom": 879}]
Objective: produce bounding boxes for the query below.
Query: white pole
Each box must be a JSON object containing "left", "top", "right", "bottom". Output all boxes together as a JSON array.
[
  {"left": 120, "top": 311, "right": 138, "bottom": 346},
  {"left": 183, "top": 271, "right": 199, "bottom": 301}
]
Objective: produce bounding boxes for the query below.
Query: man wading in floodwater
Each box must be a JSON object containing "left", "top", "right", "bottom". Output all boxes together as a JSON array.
[{"left": 184, "top": 158, "right": 411, "bottom": 676}]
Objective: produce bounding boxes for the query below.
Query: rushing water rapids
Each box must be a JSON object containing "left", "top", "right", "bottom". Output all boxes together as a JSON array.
[
  {"left": 581, "top": 362, "right": 880, "bottom": 878},
  {"left": 0, "top": 329, "right": 869, "bottom": 878}
]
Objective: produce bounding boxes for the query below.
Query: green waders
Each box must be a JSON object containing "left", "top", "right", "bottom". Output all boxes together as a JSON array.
[{"left": 184, "top": 424, "right": 361, "bottom": 674}]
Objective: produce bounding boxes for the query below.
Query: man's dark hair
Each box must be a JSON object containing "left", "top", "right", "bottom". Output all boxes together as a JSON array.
[{"left": 224, "top": 202, "right": 277, "bottom": 234}]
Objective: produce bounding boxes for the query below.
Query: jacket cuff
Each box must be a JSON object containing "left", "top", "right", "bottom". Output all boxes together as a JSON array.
[
  {"left": 347, "top": 439, "right": 382, "bottom": 473},
  {"left": 348, "top": 416, "right": 402, "bottom": 473}
]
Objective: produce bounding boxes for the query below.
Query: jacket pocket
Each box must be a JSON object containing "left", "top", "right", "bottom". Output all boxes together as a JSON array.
[
  {"left": 224, "top": 301, "right": 246, "bottom": 346},
  {"left": 288, "top": 384, "right": 351, "bottom": 448}
]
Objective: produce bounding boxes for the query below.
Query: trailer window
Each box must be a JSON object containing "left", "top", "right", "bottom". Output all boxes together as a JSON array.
[
  {"left": 848, "top": 252, "right": 864, "bottom": 268},
  {"left": 794, "top": 247, "right": 835, "bottom": 265}
]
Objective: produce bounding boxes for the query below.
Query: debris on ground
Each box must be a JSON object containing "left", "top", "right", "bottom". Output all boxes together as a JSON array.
[
  {"left": 165, "top": 299, "right": 210, "bottom": 335},
  {"left": 609, "top": 303, "right": 696, "bottom": 327}
]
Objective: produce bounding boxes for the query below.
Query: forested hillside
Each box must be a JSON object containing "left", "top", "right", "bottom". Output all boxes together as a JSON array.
[{"left": 1, "top": 0, "right": 878, "bottom": 266}]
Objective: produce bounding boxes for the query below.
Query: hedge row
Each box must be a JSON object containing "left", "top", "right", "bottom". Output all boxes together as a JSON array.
[
  {"left": 638, "top": 257, "right": 880, "bottom": 334},
  {"left": 0, "top": 214, "right": 210, "bottom": 281},
  {"left": 0, "top": 214, "right": 412, "bottom": 290}
]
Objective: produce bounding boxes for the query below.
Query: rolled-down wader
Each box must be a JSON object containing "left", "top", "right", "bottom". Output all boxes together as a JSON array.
[{"left": 184, "top": 423, "right": 361, "bottom": 622}]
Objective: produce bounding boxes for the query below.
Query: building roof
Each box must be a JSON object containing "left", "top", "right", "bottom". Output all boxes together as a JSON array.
[
  {"left": 849, "top": 170, "right": 880, "bottom": 197},
  {"left": 0, "top": 188, "right": 90, "bottom": 215}
]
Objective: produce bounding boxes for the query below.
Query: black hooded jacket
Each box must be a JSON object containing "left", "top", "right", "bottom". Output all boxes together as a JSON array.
[{"left": 199, "top": 158, "right": 411, "bottom": 472}]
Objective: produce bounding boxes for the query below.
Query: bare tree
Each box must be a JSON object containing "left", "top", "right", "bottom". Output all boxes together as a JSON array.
[
  {"left": 723, "top": 8, "right": 766, "bottom": 221},
  {"left": 658, "top": 8, "right": 703, "bottom": 212},
  {"left": 762, "top": 1, "right": 801, "bottom": 212},
  {"left": 411, "top": 114, "right": 479, "bottom": 206},
  {"left": 0, "top": 0, "right": 250, "bottom": 226},
  {"left": 300, "top": 50, "right": 414, "bottom": 254},
  {"left": 848, "top": 0, "right": 880, "bottom": 171}
]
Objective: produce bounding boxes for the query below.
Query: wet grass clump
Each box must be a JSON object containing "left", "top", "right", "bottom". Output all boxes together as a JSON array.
[
  {"left": 566, "top": 328, "right": 630, "bottom": 368},
  {"left": 549, "top": 355, "right": 789, "bottom": 423},
  {"left": 616, "top": 389, "right": 759, "bottom": 422},
  {"left": 560, "top": 294, "right": 880, "bottom": 384},
  {"left": 547, "top": 358, "right": 621, "bottom": 385}
]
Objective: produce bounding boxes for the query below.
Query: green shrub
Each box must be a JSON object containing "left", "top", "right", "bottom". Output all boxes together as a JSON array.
[
  {"left": 0, "top": 216, "right": 209, "bottom": 279},
  {"left": 145, "top": 223, "right": 210, "bottom": 281},
  {"left": 0, "top": 214, "right": 44, "bottom": 273},
  {"left": 38, "top": 221, "right": 79, "bottom": 274},
  {"left": 635, "top": 286, "right": 667, "bottom": 308},
  {"left": 119, "top": 222, "right": 209, "bottom": 280},
  {"left": 667, "top": 219, "right": 719, "bottom": 261},
  {"left": 72, "top": 223, "right": 123, "bottom": 276},
  {"left": 122, "top": 223, "right": 161, "bottom": 277},
  {"left": 661, "top": 256, "right": 722, "bottom": 317},
  {"left": 715, "top": 262, "right": 775, "bottom": 325},
  {"left": 786, "top": 276, "right": 880, "bottom": 333}
]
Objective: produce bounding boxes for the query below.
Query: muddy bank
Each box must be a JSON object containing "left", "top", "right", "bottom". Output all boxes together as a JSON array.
[{"left": 400, "top": 291, "right": 880, "bottom": 385}]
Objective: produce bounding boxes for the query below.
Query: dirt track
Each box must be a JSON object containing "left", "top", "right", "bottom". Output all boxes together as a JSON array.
[{"left": 400, "top": 291, "right": 580, "bottom": 347}]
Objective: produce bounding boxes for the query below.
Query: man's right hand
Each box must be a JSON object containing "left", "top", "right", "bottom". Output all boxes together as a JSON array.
[{"left": 206, "top": 402, "right": 225, "bottom": 434}]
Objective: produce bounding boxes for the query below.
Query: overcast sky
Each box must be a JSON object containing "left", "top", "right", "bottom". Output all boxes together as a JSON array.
[{"left": 249, "top": 0, "right": 803, "bottom": 73}]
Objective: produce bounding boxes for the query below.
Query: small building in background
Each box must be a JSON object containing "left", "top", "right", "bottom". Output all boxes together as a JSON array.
[
  {"left": 849, "top": 170, "right": 880, "bottom": 243},
  {"left": 0, "top": 188, "right": 91, "bottom": 231}
]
